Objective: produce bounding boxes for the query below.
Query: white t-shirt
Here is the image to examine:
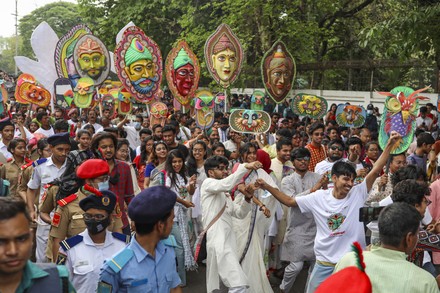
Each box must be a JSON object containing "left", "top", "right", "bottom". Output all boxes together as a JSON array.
[
  {"left": 296, "top": 181, "right": 368, "bottom": 264},
  {"left": 416, "top": 116, "right": 433, "bottom": 129},
  {"left": 34, "top": 126, "right": 54, "bottom": 137}
]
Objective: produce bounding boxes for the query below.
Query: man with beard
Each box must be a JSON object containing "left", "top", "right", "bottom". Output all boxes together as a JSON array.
[
  {"left": 217, "top": 117, "right": 229, "bottom": 143},
  {"left": 305, "top": 123, "right": 326, "bottom": 172},
  {"left": 279, "top": 148, "right": 328, "bottom": 293},
  {"left": 124, "top": 38, "right": 158, "bottom": 95},
  {"left": 172, "top": 48, "right": 195, "bottom": 99},
  {"left": 91, "top": 132, "right": 134, "bottom": 235},
  {"left": 255, "top": 131, "right": 401, "bottom": 292},
  {"left": 82, "top": 110, "right": 103, "bottom": 133},
  {"left": 161, "top": 124, "right": 189, "bottom": 159},
  {"left": 0, "top": 198, "right": 75, "bottom": 292}
]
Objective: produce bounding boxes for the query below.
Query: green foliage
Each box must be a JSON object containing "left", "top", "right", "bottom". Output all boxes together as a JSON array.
[
  {"left": 0, "top": 36, "right": 22, "bottom": 74},
  {"left": 18, "top": 2, "right": 82, "bottom": 58}
]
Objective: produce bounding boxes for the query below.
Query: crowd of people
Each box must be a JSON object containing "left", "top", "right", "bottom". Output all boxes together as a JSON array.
[{"left": 1, "top": 94, "right": 440, "bottom": 293}]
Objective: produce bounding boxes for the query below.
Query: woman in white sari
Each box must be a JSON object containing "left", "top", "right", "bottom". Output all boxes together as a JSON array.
[{"left": 232, "top": 143, "right": 279, "bottom": 293}]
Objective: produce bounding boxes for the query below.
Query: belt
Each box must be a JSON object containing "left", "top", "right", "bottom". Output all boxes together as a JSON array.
[{"left": 316, "top": 260, "right": 336, "bottom": 267}]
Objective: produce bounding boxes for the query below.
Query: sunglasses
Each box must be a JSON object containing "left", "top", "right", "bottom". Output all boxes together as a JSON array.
[
  {"left": 215, "top": 165, "right": 227, "bottom": 171},
  {"left": 314, "top": 132, "right": 325, "bottom": 137},
  {"left": 330, "top": 146, "right": 344, "bottom": 151},
  {"left": 295, "top": 157, "right": 310, "bottom": 162}
]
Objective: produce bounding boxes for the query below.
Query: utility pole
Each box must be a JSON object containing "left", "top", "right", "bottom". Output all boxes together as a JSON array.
[{"left": 13, "top": 0, "right": 18, "bottom": 76}]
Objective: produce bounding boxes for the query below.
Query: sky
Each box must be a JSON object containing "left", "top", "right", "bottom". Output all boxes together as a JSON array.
[{"left": 1, "top": 0, "right": 77, "bottom": 38}]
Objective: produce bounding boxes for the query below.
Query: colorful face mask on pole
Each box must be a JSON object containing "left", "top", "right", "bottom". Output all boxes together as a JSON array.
[
  {"left": 291, "top": 93, "right": 328, "bottom": 120},
  {"left": 15, "top": 73, "right": 52, "bottom": 107},
  {"left": 194, "top": 90, "right": 215, "bottom": 129},
  {"left": 229, "top": 109, "right": 271, "bottom": 134},
  {"left": 115, "top": 26, "right": 162, "bottom": 104},
  {"left": 261, "top": 41, "right": 296, "bottom": 104}
]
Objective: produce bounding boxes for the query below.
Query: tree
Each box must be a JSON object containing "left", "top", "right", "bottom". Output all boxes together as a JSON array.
[
  {"left": 18, "top": 2, "right": 82, "bottom": 58},
  {"left": 0, "top": 36, "right": 22, "bottom": 74}
]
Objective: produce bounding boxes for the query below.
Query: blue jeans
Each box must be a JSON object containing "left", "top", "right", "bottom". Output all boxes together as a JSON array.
[
  {"left": 306, "top": 262, "right": 335, "bottom": 293},
  {"left": 171, "top": 222, "right": 185, "bottom": 286}
]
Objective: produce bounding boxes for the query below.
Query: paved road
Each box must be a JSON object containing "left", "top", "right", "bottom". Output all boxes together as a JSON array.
[{"left": 183, "top": 264, "right": 309, "bottom": 293}]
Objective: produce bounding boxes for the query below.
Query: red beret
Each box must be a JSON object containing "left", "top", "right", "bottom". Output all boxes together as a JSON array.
[{"left": 76, "top": 159, "right": 109, "bottom": 179}]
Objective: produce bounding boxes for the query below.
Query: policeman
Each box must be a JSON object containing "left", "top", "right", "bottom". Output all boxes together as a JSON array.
[
  {"left": 57, "top": 189, "right": 129, "bottom": 293},
  {"left": 49, "top": 159, "right": 123, "bottom": 261},
  {"left": 26, "top": 132, "right": 71, "bottom": 263},
  {"left": 98, "top": 186, "right": 181, "bottom": 293}
]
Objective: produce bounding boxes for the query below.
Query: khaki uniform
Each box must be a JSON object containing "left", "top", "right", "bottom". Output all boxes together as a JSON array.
[
  {"left": 18, "top": 163, "right": 36, "bottom": 204},
  {"left": 50, "top": 188, "right": 123, "bottom": 240},
  {"left": 40, "top": 185, "right": 58, "bottom": 262},
  {"left": 0, "top": 158, "right": 31, "bottom": 198}
]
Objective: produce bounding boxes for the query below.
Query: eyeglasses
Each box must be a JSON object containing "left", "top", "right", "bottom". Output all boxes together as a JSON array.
[
  {"left": 330, "top": 146, "right": 344, "bottom": 151},
  {"left": 83, "top": 213, "right": 108, "bottom": 221},
  {"left": 215, "top": 165, "right": 227, "bottom": 171},
  {"left": 118, "top": 149, "right": 129, "bottom": 154},
  {"left": 314, "top": 132, "right": 324, "bottom": 137},
  {"left": 295, "top": 157, "right": 310, "bottom": 162},
  {"left": 193, "top": 148, "right": 205, "bottom": 153}
]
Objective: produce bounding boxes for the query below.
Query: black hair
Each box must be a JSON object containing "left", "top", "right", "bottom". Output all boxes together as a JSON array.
[
  {"left": 416, "top": 132, "right": 435, "bottom": 147},
  {"left": 391, "top": 179, "right": 430, "bottom": 206},
  {"left": 165, "top": 149, "right": 188, "bottom": 188},
  {"left": 414, "top": 128, "right": 425, "bottom": 138},
  {"left": 76, "top": 129, "right": 91, "bottom": 139},
  {"left": 365, "top": 141, "right": 380, "bottom": 151},
  {"left": 37, "top": 138, "right": 49, "bottom": 152},
  {"left": 36, "top": 111, "right": 47, "bottom": 122},
  {"left": 83, "top": 124, "right": 96, "bottom": 134},
  {"left": 134, "top": 210, "right": 172, "bottom": 235},
  {"left": 204, "top": 155, "right": 229, "bottom": 177},
  {"left": 308, "top": 122, "right": 325, "bottom": 135},
  {"left": 346, "top": 136, "right": 363, "bottom": 148},
  {"left": 148, "top": 141, "right": 168, "bottom": 165},
  {"left": 211, "top": 142, "right": 226, "bottom": 153},
  {"left": 91, "top": 131, "right": 118, "bottom": 159},
  {"left": 239, "top": 142, "right": 258, "bottom": 163},
  {"left": 276, "top": 128, "right": 293, "bottom": 139},
  {"left": 186, "top": 118, "right": 196, "bottom": 128},
  {"left": 276, "top": 138, "right": 292, "bottom": 151},
  {"left": 139, "top": 128, "right": 152, "bottom": 137},
  {"left": 53, "top": 119, "right": 69, "bottom": 132},
  {"left": 328, "top": 139, "right": 345, "bottom": 149},
  {"left": 0, "top": 197, "right": 31, "bottom": 222},
  {"left": 187, "top": 140, "right": 208, "bottom": 177},
  {"left": 140, "top": 135, "right": 154, "bottom": 163},
  {"left": 378, "top": 202, "right": 422, "bottom": 247},
  {"left": 117, "top": 138, "right": 130, "bottom": 150},
  {"left": 331, "top": 161, "right": 356, "bottom": 178},
  {"left": 419, "top": 106, "right": 428, "bottom": 113},
  {"left": 162, "top": 124, "right": 176, "bottom": 134},
  {"left": 290, "top": 147, "right": 311, "bottom": 161},
  {"left": 327, "top": 126, "right": 339, "bottom": 134},
  {"left": 220, "top": 117, "right": 228, "bottom": 124},
  {"left": 152, "top": 124, "right": 163, "bottom": 132},
  {"left": 391, "top": 165, "right": 427, "bottom": 187},
  {"left": 7, "top": 138, "right": 26, "bottom": 154},
  {"left": 390, "top": 152, "right": 406, "bottom": 163}
]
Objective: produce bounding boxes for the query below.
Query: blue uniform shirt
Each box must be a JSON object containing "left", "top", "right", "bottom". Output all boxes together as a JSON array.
[{"left": 98, "top": 235, "right": 181, "bottom": 293}]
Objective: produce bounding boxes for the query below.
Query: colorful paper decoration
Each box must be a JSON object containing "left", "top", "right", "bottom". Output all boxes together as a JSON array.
[
  {"left": 54, "top": 24, "right": 92, "bottom": 88},
  {"left": 378, "top": 86, "right": 430, "bottom": 154},
  {"left": 73, "top": 34, "right": 110, "bottom": 86},
  {"left": 15, "top": 73, "right": 51, "bottom": 107},
  {"left": 165, "top": 40, "right": 200, "bottom": 106},
  {"left": 150, "top": 102, "right": 168, "bottom": 127},
  {"left": 214, "top": 92, "right": 226, "bottom": 112},
  {"left": 204, "top": 24, "right": 244, "bottom": 88},
  {"left": 291, "top": 93, "right": 327, "bottom": 119},
  {"left": 114, "top": 26, "right": 162, "bottom": 104},
  {"left": 0, "top": 80, "right": 8, "bottom": 103},
  {"left": 54, "top": 78, "right": 73, "bottom": 109},
  {"left": 73, "top": 77, "right": 95, "bottom": 108},
  {"left": 335, "top": 104, "right": 366, "bottom": 128},
  {"left": 229, "top": 109, "right": 271, "bottom": 134},
  {"left": 261, "top": 40, "right": 296, "bottom": 104},
  {"left": 194, "top": 90, "right": 215, "bottom": 129},
  {"left": 251, "top": 90, "right": 265, "bottom": 110},
  {"left": 117, "top": 88, "right": 133, "bottom": 115}
]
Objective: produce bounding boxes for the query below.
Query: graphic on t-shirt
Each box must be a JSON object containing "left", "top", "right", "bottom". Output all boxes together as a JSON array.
[{"left": 327, "top": 213, "right": 346, "bottom": 231}]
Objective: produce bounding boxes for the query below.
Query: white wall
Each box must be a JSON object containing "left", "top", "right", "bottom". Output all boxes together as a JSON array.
[{"left": 231, "top": 88, "right": 440, "bottom": 113}]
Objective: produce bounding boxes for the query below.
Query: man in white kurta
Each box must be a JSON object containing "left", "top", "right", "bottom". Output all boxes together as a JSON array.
[{"left": 201, "top": 156, "right": 262, "bottom": 293}]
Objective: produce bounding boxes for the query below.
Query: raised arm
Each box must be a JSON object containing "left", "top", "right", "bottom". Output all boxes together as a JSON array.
[{"left": 365, "top": 131, "right": 401, "bottom": 192}]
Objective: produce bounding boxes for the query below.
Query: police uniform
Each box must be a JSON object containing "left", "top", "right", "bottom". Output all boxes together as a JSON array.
[
  {"left": 0, "top": 157, "right": 32, "bottom": 198},
  {"left": 97, "top": 186, "right": 181, "bottom": 293},
  {"left": 57, "top": 189, "right": 129, "bottom": 293},
  {"left": 27, "top": 133, "right": 69, "bottom": 263}
]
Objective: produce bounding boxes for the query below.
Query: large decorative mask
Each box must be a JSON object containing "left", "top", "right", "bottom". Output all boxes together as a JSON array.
[
  {"left": 54, "top": 78, "right": 73, "bottom": 109},
  {"left": 205, "top": 24, "right": 243, "bottom": 88},
  {"left": 229, "top": 109, "right": 271, "bottom": 134},
  {"left": 194, "top": 90, "right": 215, "bottom": 129},
  {"left": 55, "top": 24, "right": 92, "bottom": 88},
  {"left": 117, "top": 88, "right": 133, "bottom": 115},
  {"left": 165, "top": 40, "right": 200, "bottom": 106},
  {"left": 262, "top": 41, "right": 295, "bottom": 104},
  {"left": 73, "top": 34, "right": 110, "bottom": 86},
  {"left": 335, "top": 104, "right": 366, "bottom": 128},
  {"left": 291, "top": 93, "right": 327, "bottom": 119},
  {"left": 73, "top": 77, "right": 95, "bottom": 108},
  {"left": 150, "top": 102, "right": 168, "bottom": 127},
  {"left": 15, "top": 73, "right": 51, "bottom": 107},
  {"left": 378, "top": 86, "right": 430, "bottom": 154},
  {"left": 115, "top": 26, "right": 162, "bottom": 104},
  {"left": 251, "top": 90, "right": 265, "bottom": 111}
]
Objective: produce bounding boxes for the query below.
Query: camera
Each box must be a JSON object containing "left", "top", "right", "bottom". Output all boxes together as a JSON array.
[{"left": 359, "top": 206, "right": 385, "bottom": 222}]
